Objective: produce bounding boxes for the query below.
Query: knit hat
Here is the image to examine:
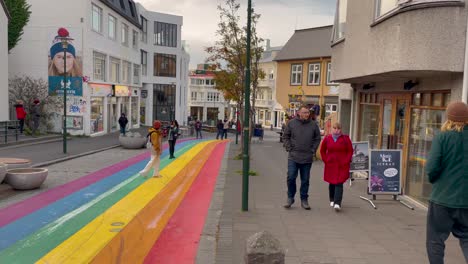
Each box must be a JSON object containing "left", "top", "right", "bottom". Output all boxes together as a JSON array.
[
  {"left": 446, "top": 101, "right": 468, "bottom": 122},
  {"left": 50, "top": 42, "right": 76, "bottom": 59},
  {"left": 153, "top": 120, "right": 161, "bottom": 129},
  {"left": 33, "top": 99, "right": 40, "bottom": 104}
]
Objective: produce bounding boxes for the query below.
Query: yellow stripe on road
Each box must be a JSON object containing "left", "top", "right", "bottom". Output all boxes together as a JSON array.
[{"left": 37, "top": 141, "right": 214, "bottom": 264}]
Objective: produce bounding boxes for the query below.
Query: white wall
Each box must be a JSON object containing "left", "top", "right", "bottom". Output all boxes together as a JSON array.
[{"left": 0, "top": 6, "right": 8, "bottom": 121}]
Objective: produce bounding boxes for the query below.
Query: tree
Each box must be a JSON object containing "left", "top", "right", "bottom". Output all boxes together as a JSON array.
[
  {"left": 9, "top": 76, "right": 63, "bottom": 133},
  {"left": 206, "top": 0, "right": 264, "bottom": 145},
  {"left": 5, "top": 0, "right": 31, "bottom": 51}
]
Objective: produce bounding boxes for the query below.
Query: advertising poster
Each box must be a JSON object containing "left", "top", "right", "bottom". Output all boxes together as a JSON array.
[
  {"left": 66, "top": 116, "right": 83, "bottom": 130},
  {"left": 350, "top": 141, "right": 369, "bottom": 172},
  {"left": 369, "top": 150, "right": 402, "bottom": 194},
  {"left": 48, "top": 27, "right": 83, "bottom": 96}
]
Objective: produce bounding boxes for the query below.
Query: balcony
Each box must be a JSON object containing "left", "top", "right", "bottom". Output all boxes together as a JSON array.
[
  {"left": 258, "top": 79, "right": 275, "bottom": 88},
  {"left": 254, "top": 99, "right": 274, "bottom": 108}
]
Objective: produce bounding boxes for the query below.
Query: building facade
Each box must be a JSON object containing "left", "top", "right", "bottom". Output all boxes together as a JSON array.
[
  {"left": 136, "top": 4, "right": 188, "bottom": 126},
  {"left": 331, "top": 0, "right": 467, "bottom": 203},
  {"left": 274, "top": 26, "right": 340, "bottom": 126},
  {"left": 255, "top": 41, "right": 285, "bottom": 129},
  {"left": 0, "top": 0, "right": 9, "bottom": 121},
  {"left": 188, "top": 65, "right": 228, "bottom": 126}
]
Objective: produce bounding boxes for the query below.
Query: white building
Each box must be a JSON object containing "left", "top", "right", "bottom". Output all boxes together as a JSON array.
[
  {"left": 136, "top": 4, "right": 188, "bottom": 126},
  {"left": 255, "top": 40, "right": 284, "bottom": 129},
  {"left": 0, "top": 0, "right": 9, "bottom": 121},
  {"left": 188, "top": 65, "right": 228, "bottom": 126}
]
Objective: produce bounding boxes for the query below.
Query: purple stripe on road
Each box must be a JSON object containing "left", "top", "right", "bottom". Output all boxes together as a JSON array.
[{"left": 0, "top": 138, "right": 194, "bottom": 227}]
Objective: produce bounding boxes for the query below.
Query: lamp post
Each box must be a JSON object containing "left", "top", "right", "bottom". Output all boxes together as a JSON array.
[
  {"left": 56, "top": 28, "right": 72, "bottom": 154},
  {"left": 242, "top": 0, "right": 252, "bottom": 211}
]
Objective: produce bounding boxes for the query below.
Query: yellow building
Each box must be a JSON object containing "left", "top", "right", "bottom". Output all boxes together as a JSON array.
[{"left": 274, "top": 26, "right": 339, "bottom": 124}]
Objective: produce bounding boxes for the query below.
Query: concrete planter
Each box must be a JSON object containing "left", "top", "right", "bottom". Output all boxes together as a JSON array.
[
  {"left": 0, "top": 163, "right": 7, "bottom": 183},
  {"left": 0, "top": 158, "right": 31, "bottom": 169},
  {"left": 119, "top": 132, "right": 146, "bottom": 149},
  {"left": 5, "top": 168, "right": 48, "bottom": 190}
]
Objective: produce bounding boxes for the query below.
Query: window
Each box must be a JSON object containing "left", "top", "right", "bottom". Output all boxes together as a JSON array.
[
  {"left": 108, "top": 15, "right": 116, "bottom": 39},
  {"left": 153, "top": 53, "right": 177, "bottom": 77},
  {"left": 333, "top": 0, "right": 347, "bottom": 41},
  {"left": 92, "top": 4, "right": 102, "bottom": 33},
  {"left": 153, "top": 84, "right": 176, "bottom": 121},
  {"left": 141, "top": 16, "right": 148, "bottom": 43},
  {"left": 122, "top": 61, "right": 131, "bottom": 84},
  {"left": 141, "top": 50, "right": 147, "bottom": 76},
  {"left": 93, "top": 52, "right": 106, "bottom": 81},
  {"left": 154, "top": 22, "right": 178, "bottom": 47},
  {"left": 207, "top": 92, "right": 220, "bottom": 102},
  {"left": 132, "top": 30, "right": 138, "bottom": 49},
  {"left": 121, "top": 23, "right": 129, "bottom": 46},
  {"left": 326, "top": 62, "right": 336, "bottom": 85},
  {"left": 290, "top": 64, "right": 302, "bottom": 85},
  {"left": 269, "top": 70, "right": 274, "bottom": 80},
  {"left": 376, "top": 0, "right": 398, "bottom": 17},
  {"left": 307, "top": 63, "right": 321, "bottom": 85},
  {"left": 110, "top": 57, "right": 120, "bottom": 83},
  {"left": 191, "top": 91, "right": 197, "bottom": 101},
  {"left": 133, "top": 64, "right": 140, "bottom": 85}
]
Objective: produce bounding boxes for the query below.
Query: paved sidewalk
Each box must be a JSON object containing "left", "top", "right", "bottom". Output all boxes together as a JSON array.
[{"left": 215, "top": 131, "right": 466, "bottom": 264}]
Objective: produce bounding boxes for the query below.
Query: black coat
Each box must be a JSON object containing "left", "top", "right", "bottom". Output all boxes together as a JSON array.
[{"left": 118, "top": 116, "right": 128, "bottom": 127}]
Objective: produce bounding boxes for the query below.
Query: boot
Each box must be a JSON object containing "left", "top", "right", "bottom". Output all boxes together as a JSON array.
[
  {"left": 284, "top": 198, "right": 294, "bottom": 208},
  {"left": 301, "top": 200, "right": 311, "bottom": 210}
]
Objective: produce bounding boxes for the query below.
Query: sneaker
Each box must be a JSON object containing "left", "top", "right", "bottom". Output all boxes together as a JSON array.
[
  {"left": 301, "top": 200, "right": 311, "bottom": 210},
  {"left": 284, "top": 198, "right": 294, "bottom": 208},
  {"left": 334, "top": 204, "right": 341, "bottom": 211},
  {"left": 152, "top": 174, "right": 162, "bottom": 178},
  {"left": 330, "top": 201, "right": 334, "bottom": 207}
]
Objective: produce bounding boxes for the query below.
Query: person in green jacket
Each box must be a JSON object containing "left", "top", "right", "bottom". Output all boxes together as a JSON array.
[{"left": 426, "top": 101, "right": 468, "bottom": 264}]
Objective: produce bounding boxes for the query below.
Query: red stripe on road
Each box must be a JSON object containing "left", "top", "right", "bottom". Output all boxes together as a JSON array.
[{"left": 144, "top": 142, "right": 227, "bottom": 264}]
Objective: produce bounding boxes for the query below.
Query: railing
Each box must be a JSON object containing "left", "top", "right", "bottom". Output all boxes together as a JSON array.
[{"left": 0, "top": 120, "right": 20, "bottom": 144}]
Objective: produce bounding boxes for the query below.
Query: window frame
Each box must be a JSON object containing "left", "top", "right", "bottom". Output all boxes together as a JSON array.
[
  {"left": 122, "top": 60, "right": 131, "bottom": 84},
  {"left": 132, "top": 30, "right": 138, "bottom": 49},
  {"left": 110, "top": 57, "right": 121, "bottom": 83},
  {"left": 108, "top": 15, "right": 117, "bottom": 40},
  {"left": 141, "top": 50, "right": 148, "bottom": 76},
  {"left": 91, "top": 4, "right": 103, "bottom": 33},
  {"left": 290, "top": 63, "right": 303, "bottom": 86},
  {"left": 154, "top": 22, "right": 178, "bottom": 47},
  {"left": 307, "top": 63, "right": 321, "bottom": 86},
  {"left": 121, "top": 23, "right": 129, "bottom": 46},
  {"left": 332, "top": 0, "right": 347, "bottom": 42},
  {"left": 326, "top": 62, "right": 337, "bottom": 85},
  {"left": 93, "top": 51, "right": 107, "bottom": 82},
  {"left": 133, "top": 64, "right": 140, "bottom": 85},
  {"left": 141, "top": 16, "right": 148, "bottom": 43},
  {"left": 153, "top": 53, "right": 177, "bottom": 77}
]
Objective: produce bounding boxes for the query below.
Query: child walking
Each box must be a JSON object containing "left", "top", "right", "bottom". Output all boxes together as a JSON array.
[{"left": 139, "top": 120, "right": 163, "bottom": 178}]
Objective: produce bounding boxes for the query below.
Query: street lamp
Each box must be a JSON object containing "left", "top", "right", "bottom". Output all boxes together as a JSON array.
[{"left": 56, "top": 27, "right": 73, "bottom": 154}]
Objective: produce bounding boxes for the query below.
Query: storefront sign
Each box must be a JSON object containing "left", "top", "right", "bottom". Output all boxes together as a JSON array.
[
  {"left": 90, "top": 83, "right": 112, "bottom": 97},
  {"left": 115, "top": 85, "right": 130, "bottom": 96},
  {"left": 350, "top": 142, "right": 369, "bottom": 171},
  {"left": 369, "top": 149, "right": 402, "bottom": 195}
]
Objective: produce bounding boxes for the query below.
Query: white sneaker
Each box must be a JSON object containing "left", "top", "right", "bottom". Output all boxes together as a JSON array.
[
  {"left": 330, "top": 202, "right": 334, "bottom": 207},
  {"left": 334, "top": 204, "right": 341, "bottom": 211}
]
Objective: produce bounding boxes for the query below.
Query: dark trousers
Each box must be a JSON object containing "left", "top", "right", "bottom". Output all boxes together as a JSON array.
[
  {"left": 19, "top": 119, "right": 24, "bottom": 133},
  {"left": 216, "top": 129, "right": 223, "bottom": 139},
  {"left": 169, "top": 139, "right": 176, "bottom": 157},
  {"left": 287, "top": 159, "right": 312, "bottom": 201},
  {"left": 223, "top": 129, "right": 228, "bottom": 139},
  {"left": 119, "top": 126, "right": 126, "bottom": 135},
  {"left": 196, "top": 130, "right": 202, "bottom": 139},
  {"left": 329, "top": 184, "right": 343, "bottom": 205},
  {"left": 426, "top": 201, "right": 468, "bottom": 264}
]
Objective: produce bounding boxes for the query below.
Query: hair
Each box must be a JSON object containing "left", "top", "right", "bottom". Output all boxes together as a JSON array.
[
  {"left": 299, "top": 105, "right": 310, "bottom": 111},
  {"left": 332, "top": 122, "right": 342, "bottom": 129},
  {"left": 48, "top": 56, "right": 83, "bottom": 77},
  {"left": 172, "top": 120, "right": 179, "bottom": 127},
  {"left": 441, "top": 120, "right": 465, "bottom": 132}
]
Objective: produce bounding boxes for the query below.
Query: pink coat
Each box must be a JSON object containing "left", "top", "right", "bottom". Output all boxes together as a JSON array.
[{"left": 320, "top": 134, "right": 353, "bottom": 184}]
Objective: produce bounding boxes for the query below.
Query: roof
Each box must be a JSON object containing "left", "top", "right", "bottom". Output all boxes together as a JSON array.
[
  {"left": 260, "top": 46, "right": 284, "bottom": 63},
  {"left": 1, "top": 0, "right": 10, "bottom": 20},
  {"left": 99, "top": 0, "right": 140, "bottom": 28},
  {"left": 274, "top": 25, "right": 333, "bottom": 61}
]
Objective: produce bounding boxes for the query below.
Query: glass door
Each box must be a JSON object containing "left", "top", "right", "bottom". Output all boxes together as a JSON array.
[{"left": 378, "top": 95, "right": 410, "bottom": 150}]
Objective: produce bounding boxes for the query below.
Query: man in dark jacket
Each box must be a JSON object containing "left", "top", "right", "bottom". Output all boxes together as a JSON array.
[
  {"left": 118, "top": 113, "right": 128, "bottom": 136},
  {"left": 282, "top": 106, "right": 321, "bottom": 210}
]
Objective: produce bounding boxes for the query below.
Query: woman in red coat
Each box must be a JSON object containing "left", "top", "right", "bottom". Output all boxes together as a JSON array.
[
  {"left": 320, "top": 122, "right": 353, "bottom": 211},
  {"left": 14, "top": 100, "right": 27, "bottom": 134}
]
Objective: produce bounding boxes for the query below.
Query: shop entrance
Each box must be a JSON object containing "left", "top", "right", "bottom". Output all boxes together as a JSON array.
[{"left": 107, "top": 97, "right": 117, "bottom": 133}]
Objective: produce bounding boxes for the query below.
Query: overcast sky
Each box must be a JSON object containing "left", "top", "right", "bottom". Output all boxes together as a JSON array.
[{"left": 135, "top": 0, "right": 336, "bottom": 69}]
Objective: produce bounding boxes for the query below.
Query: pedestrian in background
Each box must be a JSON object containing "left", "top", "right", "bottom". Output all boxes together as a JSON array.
[
  {"left": 168, "top": 120, "right": 179, "bottom": 159},
  {"left": 320, "top": 122, "right": 353, "bottom": 211},
  {"left": 425, "top": 101, "right": 468, "bottom": 264},
  {"left": 31, "top": 99, "right": 41, "bottom": 136},
  {"left": 216, "top": 119, "right": 224, "bottom": 140},
  {"left": 195, "top": 120, "right": 203, "bottom": 139},
  {"left": 139, "top": 120, "right": 163, "bottom": 178},
  {"left": 223, "top": 119, "right": 229, "bottom": 139},
  {"left": 14, "top": 100, "right": 26, "bottom": 134},
  {"left": 282, "top": 106, "right": 321, "bottom": 210},
  {"left": 118, "top": 113, "right": 128, "bottom": 136}
]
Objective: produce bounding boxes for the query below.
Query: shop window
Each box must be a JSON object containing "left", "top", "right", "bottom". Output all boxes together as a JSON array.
[
  {"left": 443, "top": 93, "right": 451, "bottom": 106},
  {"left": 432, "top": 93, "right": 443, "bottom": 107},
  {"left": 90, "top": 98, "right": 104, "bottom": 134},
  {"left": 359, "top": 104, "right": 380, "bottom": 149},
  {"left": 412, "top": 93, "right": 421, "bottom": 106},
  {"left": 131, "top": 97, "right": 138, "bottom": 125},
  {"left": 422, "top": 93, "right": 431, "bottom": 106}
]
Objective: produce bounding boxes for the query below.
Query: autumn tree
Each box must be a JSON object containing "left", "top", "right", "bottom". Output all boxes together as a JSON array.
[{"left": 206, "top": 0, "right": 264, "bottom": 144}]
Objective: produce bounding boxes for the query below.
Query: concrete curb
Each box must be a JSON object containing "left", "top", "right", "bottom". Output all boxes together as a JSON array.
[
  {"left": 32, "top": 145, "right": 121, "bottom": 168},
  {"left": 196, "top": 142, "right": 231, "bottom": 264},
  {"left": 0, "top": 136, "right": 65, "bottom": 150}
]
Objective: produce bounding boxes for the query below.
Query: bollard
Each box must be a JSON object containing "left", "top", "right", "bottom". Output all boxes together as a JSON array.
[{"left": 245, "top": 231, "right": 285, "bottom": 264}]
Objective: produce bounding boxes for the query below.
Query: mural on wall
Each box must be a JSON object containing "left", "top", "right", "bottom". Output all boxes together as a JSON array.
[
  {"left": 48, "top": 27, "right": 83, "bottom": 96},
  {"left": 67, "top": 96, "right": 87, "bottom": 115}
]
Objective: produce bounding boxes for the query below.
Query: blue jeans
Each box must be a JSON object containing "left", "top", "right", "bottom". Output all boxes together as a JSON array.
[
  {"left": 287, "top": 159, "right": 312, "bottom": 201},
  {"left": 216, "top": 129, "right": 223, "bottom": 139},
  {"left": 120, "top": 126, "right": 126, "bottom": 135}
]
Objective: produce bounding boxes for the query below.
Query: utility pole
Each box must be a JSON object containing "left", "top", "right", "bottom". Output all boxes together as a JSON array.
[{"left": 242, "top": 0, "right": 252, "bottom": 211}]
